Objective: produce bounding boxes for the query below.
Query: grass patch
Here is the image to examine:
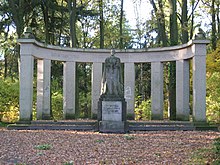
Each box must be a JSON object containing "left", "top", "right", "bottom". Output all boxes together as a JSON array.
[
  {"left": 95, "top": 139, "right": 105, "bottom": 143},
  {"left": 34, "top": 144, "right": 52, "bottom": 150},
  {"left": 0, "top": 122, "right": 8, "bottom": 127},
  {"left": 63, "top": 161, "right": 74, "bottom": 165},
  {"left": 124, "top": 134, "right": 135, "bottom": 140},
  {"left": 189, "top": 137, "right": 220, "bottom": 164},
  {"left": 214, "top": 137, "right": 220, "bottom": 154}
]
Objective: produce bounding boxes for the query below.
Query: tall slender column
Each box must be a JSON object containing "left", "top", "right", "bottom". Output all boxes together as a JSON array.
[
  {"left": 151, "top": 62, "right": 164, "bottom": 120},
  {"left": 63, "top": 61, "right": 76, "bottom": 119},
  {"left": 37, "top": 59, "right": 51, "bottom": 120},
  {"left": 92, "top": 62, "right": 102, "bottom": 118},
  {"left": 19, "top": 55, "right": 34, "bottom": 121},
  {"left": 124, "top": 62, "right": 135, "bottom": 118},
  {"left": 192, "top": 43, "right": 207, "bottom": 122},
  {"left": 176, "top": 60, "right": 190, "bottom": 120}
]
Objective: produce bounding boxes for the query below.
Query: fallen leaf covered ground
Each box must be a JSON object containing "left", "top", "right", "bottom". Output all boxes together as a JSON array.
[{"left": 0, "top": 128, "right": 219, "bottom": 164}]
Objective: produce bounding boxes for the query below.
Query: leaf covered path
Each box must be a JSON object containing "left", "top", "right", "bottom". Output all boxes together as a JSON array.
[{"left": 0, "top": 129, "right": 219, "bottom": 164}]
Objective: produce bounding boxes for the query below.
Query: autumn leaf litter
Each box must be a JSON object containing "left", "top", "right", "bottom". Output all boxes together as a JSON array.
[{"left": 0, "top": 129, "right": 219, "bottom": 164}]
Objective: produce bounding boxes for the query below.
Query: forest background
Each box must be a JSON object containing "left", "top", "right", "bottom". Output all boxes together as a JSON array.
[{"left": 0, "top": 0, "right": 219, "bottom": 124}]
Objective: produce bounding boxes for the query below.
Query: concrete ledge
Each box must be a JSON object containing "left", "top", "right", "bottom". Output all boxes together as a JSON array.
[
  {"left": 6, "top": 120, "right": 219, "bottom": 132},
  {"left": 193, "top": 122, "right": 219, "bottom": 131}
]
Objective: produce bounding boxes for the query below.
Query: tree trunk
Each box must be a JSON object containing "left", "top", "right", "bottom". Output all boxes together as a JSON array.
[
  {"left": 190, "top": 0, "right": 194, "bottom": 39},
  {"left": 83, "top": 63, "right": 89, "bottom": 118},
  {"left": 68, "top": 0, "right": 77, "bottom": 48},
  {"left": 8, "top": 0, "right": 25, "bottom": 38},
  {"left": 4, "top": 51, "right": 8, "bottom": 79},
  {"left": 181, "top": 0, "right": 188, "bottom": 43},
  {"left": 8, "top": 0, "right": 25, "bottom": 79},
  {"left": 51, "top": 10, "right": 55, "bottom": 45},
  {"left": 211, "top": 0, "right": 217, "bottom": 50},
  {"left": 217, "top": 2, "right": 220, "bottom": 36},
  {"left": 99, "top": 0, "right": 104, "bottom": 48},
  {"left": 169, "top": 0, "right": 178, "bottom": 120},
  {"left": 150, "top": 0, "right": 168, "bottom": 46},
  {"left": 119, "top": 0, "right": 124, "bottom": 49},
  {"left": 189, "top": 0, "right": 199, "bottom": 39},
  {"left": 58, "top": 0, "right": 64, "bottom": 46},
  {"left": 41, "top": 1, "right": 50, "bottom": 44},
  {"left": 169, "top": 0, "right": 178, "bottom": 45},
  {"left": 158, "top": 0, "right": 168, "bottom": 46}
]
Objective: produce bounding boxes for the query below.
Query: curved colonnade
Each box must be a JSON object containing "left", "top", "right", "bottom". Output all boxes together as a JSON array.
[{"left": 18, "top": 38, "right": 209, "bottom": 122}]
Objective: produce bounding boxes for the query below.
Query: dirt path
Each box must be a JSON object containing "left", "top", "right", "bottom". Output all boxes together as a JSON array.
[{"left": 0, "top": 129, "right": 219, "bottom": 164}]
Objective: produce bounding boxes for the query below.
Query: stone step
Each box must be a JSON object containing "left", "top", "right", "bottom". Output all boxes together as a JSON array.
[
  {"left": 8, "top": 124, "right": 195, "bottom": 131},
  {"left": 194, "top": 125, "right": 219, "bottom": 131},
  {"left": 7, "top": 124, "right": 97, "bottom": 131},
  {"left": 7, "top": 120, "right": 218, "bottom": 132},
  {"left": 129, "top": 121, "right": 194, "bottom": 126},
  {"left": 31, "top": 120, "right": 97, "bottom": 126},
  {"left": 8, "top": 120, "right": 98, "bottom": 131},
  {"left": 129, "top": 125, "right": 195, "bottom": 131}
]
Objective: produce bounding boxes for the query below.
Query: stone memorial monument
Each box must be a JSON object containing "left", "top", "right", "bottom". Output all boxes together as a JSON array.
[{"left": 98, "top": 49, "right": 127, "bottom": 133}]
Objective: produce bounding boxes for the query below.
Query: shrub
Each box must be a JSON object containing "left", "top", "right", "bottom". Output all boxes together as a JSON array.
[
  {"left": 135, "top": 99, "right": 151, "bottom": 120},
  {"left": 51, "top": 91, "right": 63, "bottom": 120},
  {"left": 0, "top": 79, "right": 19, "bottom": 123},
  {"left": 206, "top": 72, "right": 220, "bottom": 124},
  {"left": 214, "top": 137, "right": 220, "bottom": 155}
]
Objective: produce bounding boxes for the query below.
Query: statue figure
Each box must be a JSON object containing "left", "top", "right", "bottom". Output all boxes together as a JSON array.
[{"left": 101, "top": 49, "right": 123, "bottom": 97}]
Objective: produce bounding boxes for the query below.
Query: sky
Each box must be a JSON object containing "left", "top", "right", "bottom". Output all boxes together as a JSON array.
[
  {"left": 124, "top": 0, "right": 152, "bottom": 28},
  {"left": 123, "top": 0, "right": 210, "bottom": 32}
]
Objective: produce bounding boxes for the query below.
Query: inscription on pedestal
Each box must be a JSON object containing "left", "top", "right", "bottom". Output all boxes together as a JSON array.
[{"left": 102, "top": 101, "right": 122, "bottom": 121}]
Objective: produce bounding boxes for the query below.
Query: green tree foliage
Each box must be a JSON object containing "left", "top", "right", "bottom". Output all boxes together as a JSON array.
[
  {"left": 51, "top": 91, "right": 63, "bottom": 120},
  {"left": 135, "top": 63, "right": 151, "bottom": 101},
  {"left": 206, "top": 43, "right": 220, "bottom": 124},
  {"left": 207, "top": 42, "right": 220, "bottom": 73},
  {"left": 77, "top": 63, "right": 92, "bottom": 118},
  {"left": 206, "top": 42, "right": 220, "bottom": 123},
  {"left": 201, "top": 0, "right": 220, "bottom": 50},
  {"left": 134, "top": 63, "right": 152, "bottom": 120},
  {"left": 0, "top": 34, "right": 18, "bottom": 80},
  {"left": 135, "top": 98, "right": 151, "bottom": 120},
  {"left": 0, "top": 78, "right": 19, "bottom": 123},
  {"left": 206, "top": 73, "right": 220, "bottom": 124}
]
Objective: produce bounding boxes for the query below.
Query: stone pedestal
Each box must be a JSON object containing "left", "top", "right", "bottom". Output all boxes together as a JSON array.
[{"left": 98, "top": 97, "right": 127, "bottom": 133}]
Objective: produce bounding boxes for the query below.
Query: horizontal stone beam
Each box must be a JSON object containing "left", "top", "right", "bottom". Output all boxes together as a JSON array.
[{"left": 18, "top": 39, "right": 209, "bottom": 63}]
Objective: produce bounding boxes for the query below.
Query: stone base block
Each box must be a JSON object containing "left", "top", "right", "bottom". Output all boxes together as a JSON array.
[
  {"left": 176, "top": 114, "right": 189, "bottom": 121},
  {"left": 41, "top": 114, "right": 52, "bottom": 120},
  {"left": 63, "top": 109, "right": 76, "bottom": 120},
  {"left": 99, "top": 121, "right": 128, "bottom": 133},
  {"left": 63, "top": 113, "right": 76, "bottom": 120},
  {"left": 151, "top": 114, "right": 163, "bottom": 120}
]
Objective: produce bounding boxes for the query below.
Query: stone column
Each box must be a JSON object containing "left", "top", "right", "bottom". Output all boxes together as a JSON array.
[
  {"left": 19, "top": 55, "right": 34, "bottom": 121},
  {"left": 151, "top": 62, "right": 164, "bottom": 120},
  {"left": 92, "top": 62, "right": 102, "bottom": 118},
  {"left": 124, "top": 62, "right": 135, "bottom": 118},
  {"left": 63, "top": 61, "right": 76, "bottom": 119},
  {"left": 37, "top": 59, "right": 51, "bottom": 120},
  {"left": 176, "top": 60, "right": 190, "bottom": 120},
  {"left": 192, "top": 43, "right": 207, "bottom": 122}
]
